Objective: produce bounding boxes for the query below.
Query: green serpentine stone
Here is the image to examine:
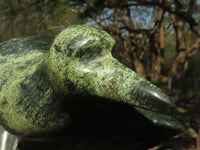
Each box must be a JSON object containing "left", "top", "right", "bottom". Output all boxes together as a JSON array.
[
  {"left": 0, "top": 25, "right": 184, "bottom": 137},
  {"left": 0, "top": 36, "right": 71, "bottom": 136}
]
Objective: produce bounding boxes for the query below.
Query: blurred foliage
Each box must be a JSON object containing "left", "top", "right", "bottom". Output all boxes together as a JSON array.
[
  {"left": 0, "top": 0, "right": 84, "bottom": 42},
  {"left": 179, "top": 50, "right": 200, "bottom": 100}
]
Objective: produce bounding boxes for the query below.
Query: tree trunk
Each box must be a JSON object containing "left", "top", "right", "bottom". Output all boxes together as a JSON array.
[
  {"left": 169, "top": 15, "right": 187, "bottom": 86},
  {"left": 149, "top": 5, "right": 166, "bottom": 83}
]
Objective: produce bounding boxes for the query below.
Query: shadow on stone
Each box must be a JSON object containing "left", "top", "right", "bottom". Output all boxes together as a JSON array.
[{"left": 19, "top": 95, "right": 181, "bottom": 150}]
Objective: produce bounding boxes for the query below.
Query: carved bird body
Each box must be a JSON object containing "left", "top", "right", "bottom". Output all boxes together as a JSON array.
[{"left": 0, "top": 25, "right": 184, "bottom": 139}]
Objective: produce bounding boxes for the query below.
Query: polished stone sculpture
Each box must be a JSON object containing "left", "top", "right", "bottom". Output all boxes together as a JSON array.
[{"left": 0, "top": 25, "right": 184, "bottom": 138}]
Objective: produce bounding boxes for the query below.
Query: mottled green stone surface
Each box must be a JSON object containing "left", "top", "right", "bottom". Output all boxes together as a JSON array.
[
  {"left": 0, "top": 36, "right": 71, "bottom": 136},
  {"left": 0, "top": 25, "right": 184, "bottom": 137}
]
